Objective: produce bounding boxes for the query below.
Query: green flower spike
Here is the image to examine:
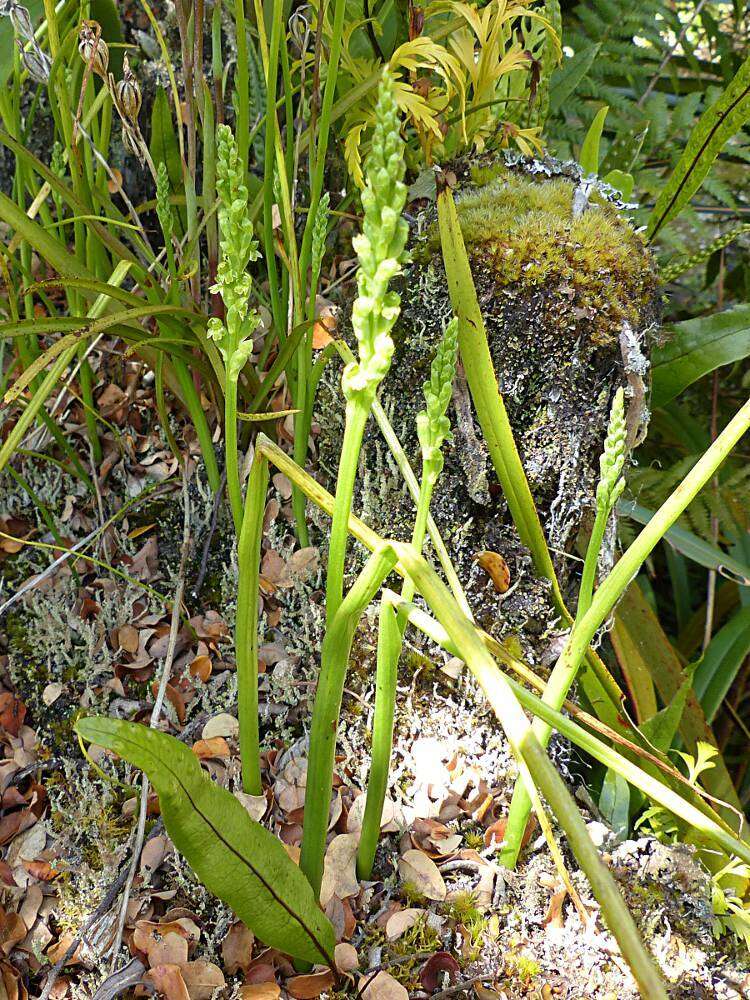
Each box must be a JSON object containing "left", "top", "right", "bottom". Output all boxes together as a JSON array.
[
  {"left": 417, "top": 317, "right": 459, "bottom": 486},
  {"left": 596, "top": 386, "right": 627, "bottom": 515},
  {"left": 343, "top": 69, "right": 408, "bottom": 404},
  {"left": 208, "top": 123, "right": 262, "bottom": 381},
  {"left": 208, "top": 124, "right": 263, "bottom": 531}
]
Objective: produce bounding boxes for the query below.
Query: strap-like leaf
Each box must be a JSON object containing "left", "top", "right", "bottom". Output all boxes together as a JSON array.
[
  {"left": 76, "top": 718, "right": 336, "bottom": 968},
  {"left": 647, "top": 54, "right": 750, "bottom": 239}
]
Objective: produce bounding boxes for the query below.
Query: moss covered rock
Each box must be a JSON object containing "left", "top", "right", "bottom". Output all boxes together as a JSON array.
[{"left": 317, "top": 153, "right": 660, "bottom": 662}]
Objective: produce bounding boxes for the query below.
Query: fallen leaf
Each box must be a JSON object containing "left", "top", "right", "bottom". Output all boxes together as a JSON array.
[
  {"left": 359, "top": 971, "right": 409, "bottom": 1000},
  {"left": 180, "top": 960, "right": 225, "bottom": 1000},
  {"left": 147, "top": 931, "right": 189, "bottom": 968},
  {"left": 320, "top": 833, "right": 359, "bottom": 907},
  {"left": 543, "top": 886, "right": 567, "bottom": 930},
  {"left": 474, "top": 551, "right": 511, "bottom": 593},
  {"left": 238, "top": 986, "right": 280, "bottom": 1000},
  {"left": 42, "top": 683, "right": 63, "bottom": 707},
  {"left": 398, "top": 850, "right": 446, "bottom": 901},
  {"left": 334, "top": 942, "right": 359, "bottom": 973},
  {"left": 191, "top": 738, "right": 230, "bottom": 760},
  {"left": 145, "top": 964, "right": 190, "bottom": 1000},
  {"left": 286, "top": 969, "right": 335, "bottom": 999},
  {"left": 202, "top": 714, "right": 239, "bottom": 740},
  {"left": 117, "top": 625, "right": 139, "bottom": 653},
  {"left": 0, "top": 694, "right": 26, "bottom": 737},
  {"left": 235, "top": 791, "right": 267, "bottom": 823},
  {"left": 189, "top": 655, "right": 212, "bottom": 682},
  {"left": 222, "top": 922, "right": 254, "bottom": 975},
  {"left": 385, "top": 908, "right": 425, "bottom": 942},
  {"left": 474, "top": 985, "right": 503, "bottom": 999}
]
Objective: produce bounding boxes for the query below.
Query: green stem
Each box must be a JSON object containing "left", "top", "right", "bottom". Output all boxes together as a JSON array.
[
  {"left": 325, "top": 399, "right": 370, "bottom": 626},
  {"left": 299, "top": 544, "right": 398, "bottom": 898},
  {"left": 357, "top": 598, "right": 400, "bottom": 879},
  {"left": 236, "top": 451, "right": 270, "bottom": 794},
  {"left": 501, "top": 395, "right": 750, "bottom": 869},
  {"left": 357, "top": 473, "right": 433, "bottom": 879},
  {"left": 224, "top": 374, "right": 243, "bottom": 532},
  {"left": 577, "top": 503, "right": 609, "bottom": 619},
  {"left": 395, "top": 543, "right": 668, "bottom": 1000}
]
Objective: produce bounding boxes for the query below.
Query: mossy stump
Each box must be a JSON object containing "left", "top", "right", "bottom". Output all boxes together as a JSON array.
[{"left": 318, "top": 154, "right": 660, "bottom": 664}]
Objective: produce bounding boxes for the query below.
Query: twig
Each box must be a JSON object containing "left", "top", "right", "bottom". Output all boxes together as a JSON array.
[
  {"left": 0, "top": 525, "right": 101, "bottom": 618},
  {"left": 428, "top": 974, "right": 490, "bottom": 999},
  {"left": 109, "top": 471, "right": 192, "bottom": 969}
]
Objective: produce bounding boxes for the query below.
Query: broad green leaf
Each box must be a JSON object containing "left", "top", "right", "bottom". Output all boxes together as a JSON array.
[
  {"left": 693, "top": 607, "right": 750, "bottom": 723},
  {"left": 603, "top": 169, "right": 634, "bottom": 201},
  {"left": 579, "top": 105, "right": 608, "bottom": 174},
  {"left": 619, "top": 500, "right": 750, "bottom": 585},
  {"left": 548, "top": 43, "right": 600, "bottom": 112},
  {"left": 652, "top": 304, "right": 750, "bottom": 407},
  {"left": 610, "top": 605, "right": 658, "bottom": 723},
  {"left": 76, "top": 718, "right": 336, "bottom": 967},
  {"left": 599, "top": 769, "right": 629, "bottom": 840},
  {"left": 647, "top": 54, "right": 750, "bottom": 238}
]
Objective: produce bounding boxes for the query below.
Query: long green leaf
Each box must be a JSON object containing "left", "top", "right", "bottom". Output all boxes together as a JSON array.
[
  {"left": 436, "top": 182, "right": 563, "bottom": 612},
  {"left": 0, "top": 190, "right": 97, "bottom": 281},
  {"left": 75, "top": 718, "right": 336, "bottom": 967},
  {"left": 647, "top": 54, "right": 750, "bottom": 238},
  {"left": 0, "top": 132, "right": 142, "bottom": 272},
  {"left": 620, "top": 500, "right": 750, "bottom": 584},
  {"left": 652, "top": 305, "right": 750, "bottom": 406},
  {"left": 693, "top": 607, "right": 750, "bottom": 723}
]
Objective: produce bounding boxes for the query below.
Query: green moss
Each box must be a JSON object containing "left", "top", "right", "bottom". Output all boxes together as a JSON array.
[
  {"left": 505, "top": 950, "right": 542, "bottom": 983},
  {"left": 422, "top": 172, "right": 656, "bottom": 345}
]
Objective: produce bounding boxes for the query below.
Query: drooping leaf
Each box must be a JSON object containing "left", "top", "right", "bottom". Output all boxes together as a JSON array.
[
  {"left": 76, "top": 718, "right": 336, "bottom": 967},
  {"left": 647, "top": 55, "right": 750, "bottom": 238},
  {"left": 619, "top": 500, "right": 750, "bottom": 584},
  {"left": 651, "top": 304, "right": 750, "bottom": 407},
  {"left": 693, "top": 607, "right": 750, "bottom": 724},
  {"left": 579, "top": 105, "right": 608, "bottom": 174}
]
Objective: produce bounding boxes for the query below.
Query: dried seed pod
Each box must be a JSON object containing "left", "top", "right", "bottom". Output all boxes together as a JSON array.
[
  {"left": 114, "top": 55, "right": 142, "bottom": 124},
  {"left": 78, "top": 20, "right": 109, "bottom": 78}
]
